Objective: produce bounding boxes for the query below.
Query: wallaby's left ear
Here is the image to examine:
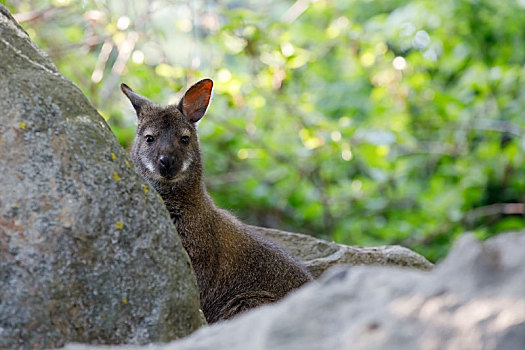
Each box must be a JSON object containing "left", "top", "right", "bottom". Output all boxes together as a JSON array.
[{"left": 178, "top": 79, "right": 213, "bottom": 123}]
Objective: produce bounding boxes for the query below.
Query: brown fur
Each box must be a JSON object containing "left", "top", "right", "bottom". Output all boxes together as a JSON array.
[{"left": 121, "top": 80, "right": 312, "bottom": 323}]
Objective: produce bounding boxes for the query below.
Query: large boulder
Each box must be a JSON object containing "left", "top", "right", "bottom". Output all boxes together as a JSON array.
[
  {"left": 67, "top": 232, "right": 525, "bottom": 350},
  {"left": 253, "top": 226, "right": 433, "bottom": 277},
  {"left": 0, "top": 5, "right": 205, "bottom": 349}
]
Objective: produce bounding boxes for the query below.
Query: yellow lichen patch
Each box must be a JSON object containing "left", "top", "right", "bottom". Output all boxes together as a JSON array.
[
  {"left": 111, "top": 152, "right": 117, "bottom": 160},
  {"left": 142, "top": 184, "right": 148, "bottom": 194},
  {"left": 122, "top": 297, "right": 128, "bottom": 304},
  {"left": 113, "top": 172, "right": 121, "bottom": 182},
  {"left": 19, "top": 122, "right": 26, "bottom": 129},
  {"left": 115, "top": 221, "right": 123, "bottom": 230},
  {"left": 124, "top": 160, "right": 131, "bottom": 168}
]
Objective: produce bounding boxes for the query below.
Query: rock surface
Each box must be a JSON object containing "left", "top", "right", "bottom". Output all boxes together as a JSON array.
[
  {"left": 67, "top": 232, "right": 525, "bottom": 350},
  {"left": 0, "top": 5, "right": 204, "bottom": 349},
  {"left": 253, "top": 226, "right": 433, "bottom": 277}
]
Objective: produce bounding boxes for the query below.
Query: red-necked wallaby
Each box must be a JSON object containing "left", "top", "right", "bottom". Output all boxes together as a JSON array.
[{"left": 121, "top": 79, "right": 312, "bottom": 323}]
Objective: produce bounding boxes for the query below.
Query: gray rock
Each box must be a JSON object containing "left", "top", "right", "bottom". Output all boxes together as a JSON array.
[
  {"left": 253, "top": 226, "right": 433, "bottom": 277},
  {"left": 0, "top": 5, "right": 205, "bottom": 349},
  {"left": 66, "top": 232, "right": 525, "bottom": 350}
]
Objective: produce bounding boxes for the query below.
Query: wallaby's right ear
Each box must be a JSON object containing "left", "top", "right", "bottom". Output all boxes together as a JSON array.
[{"left": 120, "top": 83, "right": 151, "bottom": 115}]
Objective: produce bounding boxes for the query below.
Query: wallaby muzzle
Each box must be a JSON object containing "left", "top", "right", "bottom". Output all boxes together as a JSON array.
[{"left": 158, "top": 154, "right": 178, "bottom": 178}]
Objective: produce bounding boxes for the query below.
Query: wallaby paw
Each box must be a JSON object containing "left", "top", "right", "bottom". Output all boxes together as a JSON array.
[{"left": 219, "top": 291, "right": 277, "bottom": 320}]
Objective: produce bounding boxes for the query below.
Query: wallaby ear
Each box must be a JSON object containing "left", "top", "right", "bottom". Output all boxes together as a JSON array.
[
  {"left": 178, "top": 79, "right": 213, "bottom": 123},
  {"left": 120, "top": 83, "right": 151, "bottom": 115}
]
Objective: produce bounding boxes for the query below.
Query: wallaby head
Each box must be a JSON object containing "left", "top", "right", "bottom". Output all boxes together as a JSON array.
[{"left": 121, "top": 79, "right": 213, "bottom": 186}]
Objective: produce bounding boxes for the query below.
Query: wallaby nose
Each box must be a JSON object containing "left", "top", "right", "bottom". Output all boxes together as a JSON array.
[{"left": 158, "top": 154, "right": 175, "bottom": 177}]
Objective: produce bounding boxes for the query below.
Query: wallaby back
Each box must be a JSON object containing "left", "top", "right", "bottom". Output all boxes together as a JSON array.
[{"left": 121, "top": 80, "right": 312, "bottom": 323}]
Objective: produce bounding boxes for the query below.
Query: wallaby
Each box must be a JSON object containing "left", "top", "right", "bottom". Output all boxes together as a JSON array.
[{"left": 121, "top": 79, "right": 312, "bottom": 323}]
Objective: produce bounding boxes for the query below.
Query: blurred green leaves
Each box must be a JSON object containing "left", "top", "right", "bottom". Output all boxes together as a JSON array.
[{"left": 7, "top": 0, "right": 525, "bottom": 262}]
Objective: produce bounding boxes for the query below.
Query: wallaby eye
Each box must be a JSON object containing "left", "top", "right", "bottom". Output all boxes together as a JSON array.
[
  {"left": 145, "top": 135, "right": 155, "bottom": 144},
  {"left": 181, "top": 136, "right": 190, "bottom": 145}
]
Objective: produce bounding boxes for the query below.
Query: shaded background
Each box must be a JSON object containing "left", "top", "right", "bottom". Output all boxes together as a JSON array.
[{"left": 5, "top": 0, "right": 525, "bottom": 262}]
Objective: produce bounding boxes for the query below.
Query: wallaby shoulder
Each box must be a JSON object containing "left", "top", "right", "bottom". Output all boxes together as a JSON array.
[{"left": 193, "top": 207, "right": 311, "bottom": 321}]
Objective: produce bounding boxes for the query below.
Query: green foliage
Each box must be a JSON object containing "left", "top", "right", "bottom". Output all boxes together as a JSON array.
[{"left": 7, "top": 0, "right": 525, "bottom": 261}]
